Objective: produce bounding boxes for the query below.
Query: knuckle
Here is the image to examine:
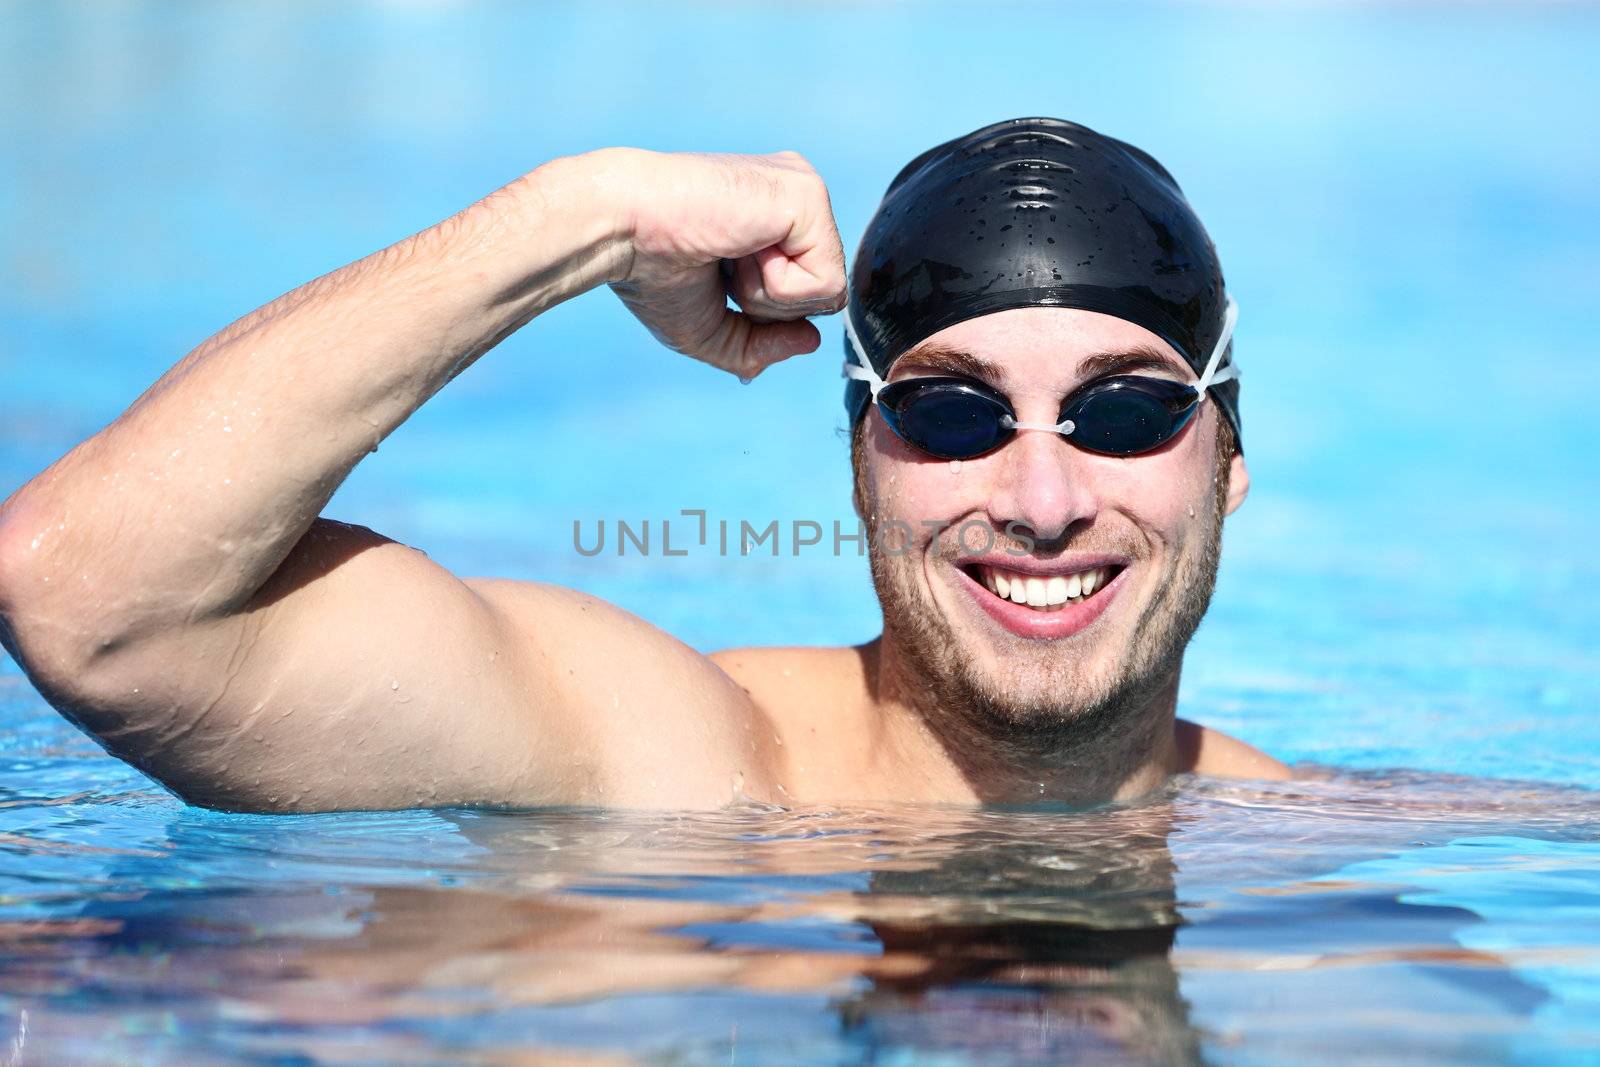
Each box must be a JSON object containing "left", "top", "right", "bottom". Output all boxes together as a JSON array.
[
  {"left": 795, "top": 169, "right": 828, "bottom": 201},
  {"left": 778, "top": 152, "right": 824, "bottom": 184},
  {"left": 772, "top": 277, "right": 822, "bottom": 303}
]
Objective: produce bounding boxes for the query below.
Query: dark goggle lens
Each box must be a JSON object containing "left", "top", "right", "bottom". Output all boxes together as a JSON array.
[
  {"left": 1065, "top": 377, "right": 1200, "bottom": 456},
  {"left": 879, "top": 379, "right": 1011, "bottom": 460}
]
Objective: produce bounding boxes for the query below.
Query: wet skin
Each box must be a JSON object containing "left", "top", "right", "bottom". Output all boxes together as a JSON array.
[{"left": 0, "top": 147, "right": 1287, "bottom": 813}]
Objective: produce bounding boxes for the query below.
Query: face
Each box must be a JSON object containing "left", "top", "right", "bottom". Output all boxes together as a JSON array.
[{"left": 855, "top": 308, "right": 1249, "bottom": 732}]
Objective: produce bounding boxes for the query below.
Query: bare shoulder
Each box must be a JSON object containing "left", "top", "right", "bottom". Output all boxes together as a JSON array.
[
  {"left": 708, "top": 644, "right": 873, "bottom": 794},
  {"left": 468, "top": 579, "right": 782, "bottom": 807},
  {"left": 711, "top": 643, "right": 869, "bottom": 685},
  {"left": 1173, "top": 718, "right": 1293, "bottom": 781},
  {"left": 710, "top": 644, "right": 871, "bottom": 715}
]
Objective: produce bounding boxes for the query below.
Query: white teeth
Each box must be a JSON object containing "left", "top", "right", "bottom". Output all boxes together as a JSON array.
[{"left": 977, "top": 564, "right": 1115, "bottom": 611}]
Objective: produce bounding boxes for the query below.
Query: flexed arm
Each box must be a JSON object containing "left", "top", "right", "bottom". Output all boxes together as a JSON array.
[{"left": 0, "top": 149, "right": 845, "bottom": 811}]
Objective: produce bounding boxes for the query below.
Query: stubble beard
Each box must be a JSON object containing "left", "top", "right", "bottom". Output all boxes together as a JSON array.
[{"left": 856, "top": 430, "right": 1232, "bottom": 780}]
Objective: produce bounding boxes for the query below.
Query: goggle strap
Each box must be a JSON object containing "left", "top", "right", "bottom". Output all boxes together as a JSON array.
[
  {"left": 841, "top": 309, "right": 887, "bottom": 398},
  {"left": 1192, "top": 298, "right": 1241, "bottom": 396},
  {"left": 845, "top": 296, "right": 1240, "bottom": 407}
]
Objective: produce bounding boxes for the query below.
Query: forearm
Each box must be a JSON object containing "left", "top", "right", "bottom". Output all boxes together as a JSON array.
[{"left": 0, "top": 150, "right": 630, "bottom": 660}]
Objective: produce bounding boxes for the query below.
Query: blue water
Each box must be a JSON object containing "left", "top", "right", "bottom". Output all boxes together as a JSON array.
[{"left": 2, "top": 2, "right": 1599, "bottom": 1063}]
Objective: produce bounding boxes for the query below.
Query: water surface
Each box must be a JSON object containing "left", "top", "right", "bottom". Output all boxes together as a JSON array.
[
  {"left": 2, "top": 2, "right": 1598, "bottom": 1064},
  {"left": 2, "top": 719, "right": 1598, "bottom": 1065}
]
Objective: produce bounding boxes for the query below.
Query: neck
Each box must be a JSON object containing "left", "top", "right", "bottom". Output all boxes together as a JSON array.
[{"left": 867, "top": 636, "right": 1181, "bottom": 807}]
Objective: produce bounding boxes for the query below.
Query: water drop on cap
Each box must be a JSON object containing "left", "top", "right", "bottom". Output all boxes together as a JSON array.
[{"left": 842, "top": 118, "right": 1243, "bottom": 451}]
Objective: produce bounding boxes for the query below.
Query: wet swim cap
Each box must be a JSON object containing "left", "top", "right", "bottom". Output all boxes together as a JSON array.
[{"left": 844, "top": 117, "right": 1241, "bottom": 448}]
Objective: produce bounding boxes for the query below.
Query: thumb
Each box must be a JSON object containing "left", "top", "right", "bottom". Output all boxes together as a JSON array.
[{"left": 705, "top": 311, "right": 822, "bottom": 380}]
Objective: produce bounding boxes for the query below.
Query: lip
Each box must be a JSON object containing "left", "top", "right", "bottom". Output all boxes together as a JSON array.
[
  {"left": 953, "top": 558, "right": 1128, "bottom": 640},
  {"left": 954, "top": 552, "right": 1131, "bottom": 578}
]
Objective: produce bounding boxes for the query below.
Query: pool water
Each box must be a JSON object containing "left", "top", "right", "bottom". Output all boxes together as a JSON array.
[
  {"left": 2, "top": 2, "right": 1598, "bottom": 1064},
  {"left": 2, "top": 764, "right": 1597, "bottom": 1065}
]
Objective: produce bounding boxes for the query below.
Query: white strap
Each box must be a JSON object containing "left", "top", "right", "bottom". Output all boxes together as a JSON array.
[
  {"left": 843, "top": 297, "right": 1241, "bottom": 410},
  {"left": 1193, "top": 297, "right": 1241, "bottom": 395},
  {"left": 841, "top": 309, "right": 887, "bottom": 398},
  {"left": 1004, "top": 416, "right": 1077, "bottom": 434}
]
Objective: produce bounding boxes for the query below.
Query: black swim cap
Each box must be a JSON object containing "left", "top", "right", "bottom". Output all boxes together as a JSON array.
[{"left": 844, "top": 117, "right": 1240, "bottom": 448}]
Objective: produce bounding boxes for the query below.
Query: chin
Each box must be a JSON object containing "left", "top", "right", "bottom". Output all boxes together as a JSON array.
[
  {"left": 867, "top": 498, "right": 1223, "bottom": 735},
  {"left": 874, "top": 555, "right": 1188, "bottom": 737},
  {"left": 952, "top": 637, "right": 1134, "bottom": 724},
  {"left": 941, "top": 566, "right": 1133, "bottom": 705}
]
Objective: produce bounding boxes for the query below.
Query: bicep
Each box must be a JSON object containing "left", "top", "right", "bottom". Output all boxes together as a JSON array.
[
  {"left": 89, "top": 519, "right": 769, "bottom": 812},
  {"left": 88, "top": 520, "right": 573, "bottom": 811}
]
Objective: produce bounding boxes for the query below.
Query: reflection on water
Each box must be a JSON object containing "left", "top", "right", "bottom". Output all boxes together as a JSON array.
[
  {"left": 2, "top": 768, "right": 1597, "bottom": 1065},
  {"left": 2, "top": 0, "right": 1597, "bottom": 1062}
]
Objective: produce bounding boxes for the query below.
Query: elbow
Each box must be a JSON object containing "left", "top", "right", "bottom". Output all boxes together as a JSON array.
[
  {"left": 0, "top": 509, "right": 290, "bottom": 816},
  {"left": 0, "top": 499, "right": 24, "bottom": 619},
  {"left": 0, "top": 490, "right": 56, "bottom": 634},
  {"left": 0, "top": 498, "right": 143, "bottom": 701},
  {"left": 0, "top": 506, "right": 33, "bottom": 663},
  {"left": 0, "top": 509, "right": 105, "bottom": 741}
]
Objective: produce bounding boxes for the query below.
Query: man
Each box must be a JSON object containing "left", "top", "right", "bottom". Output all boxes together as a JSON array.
[{"left": 0, "top": 117, "right": 1289, "bottom": 812}]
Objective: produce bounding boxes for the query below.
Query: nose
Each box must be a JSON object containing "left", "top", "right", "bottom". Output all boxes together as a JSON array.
[{"left": 985, "top": 429, "right": 1099, "bottom": 545}]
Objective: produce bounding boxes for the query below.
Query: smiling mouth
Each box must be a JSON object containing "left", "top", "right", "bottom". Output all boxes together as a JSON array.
[{"left": 959, "top": 562, "right": 1126, "bottom": 613}]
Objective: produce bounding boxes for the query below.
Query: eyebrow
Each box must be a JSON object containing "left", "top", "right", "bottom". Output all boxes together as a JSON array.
[
  {"left": 892, "top": 344, "right": 1005, "bottom": 381},
  {"left": 892, "top": 342, "right": 1190, "bottom": 385},
  {"left": 1076, "top": 345, "right": 1191, "bottom": 380}
]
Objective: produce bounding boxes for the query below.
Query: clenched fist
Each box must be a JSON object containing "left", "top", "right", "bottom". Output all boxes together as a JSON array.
[{"left": 600, "top": 149, "right": 848, "bottom": 379}]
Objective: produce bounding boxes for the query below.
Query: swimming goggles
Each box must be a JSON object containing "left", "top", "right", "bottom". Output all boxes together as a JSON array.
[{"left": 843, "top": 300, "right": 1240, "bottom": 460}]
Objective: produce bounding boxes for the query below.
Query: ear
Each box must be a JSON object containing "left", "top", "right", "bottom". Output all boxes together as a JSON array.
[{"left": 1224, "top": 450, "right": 1250, "bottom": 516}]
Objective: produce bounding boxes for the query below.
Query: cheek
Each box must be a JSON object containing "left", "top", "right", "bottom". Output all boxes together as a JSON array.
[
  {"left": 863, "top": 423, "right": 984, "bottom": 528},
  {"left": 1092, "top": 445, "right": 1213, "bottom": 545}
]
